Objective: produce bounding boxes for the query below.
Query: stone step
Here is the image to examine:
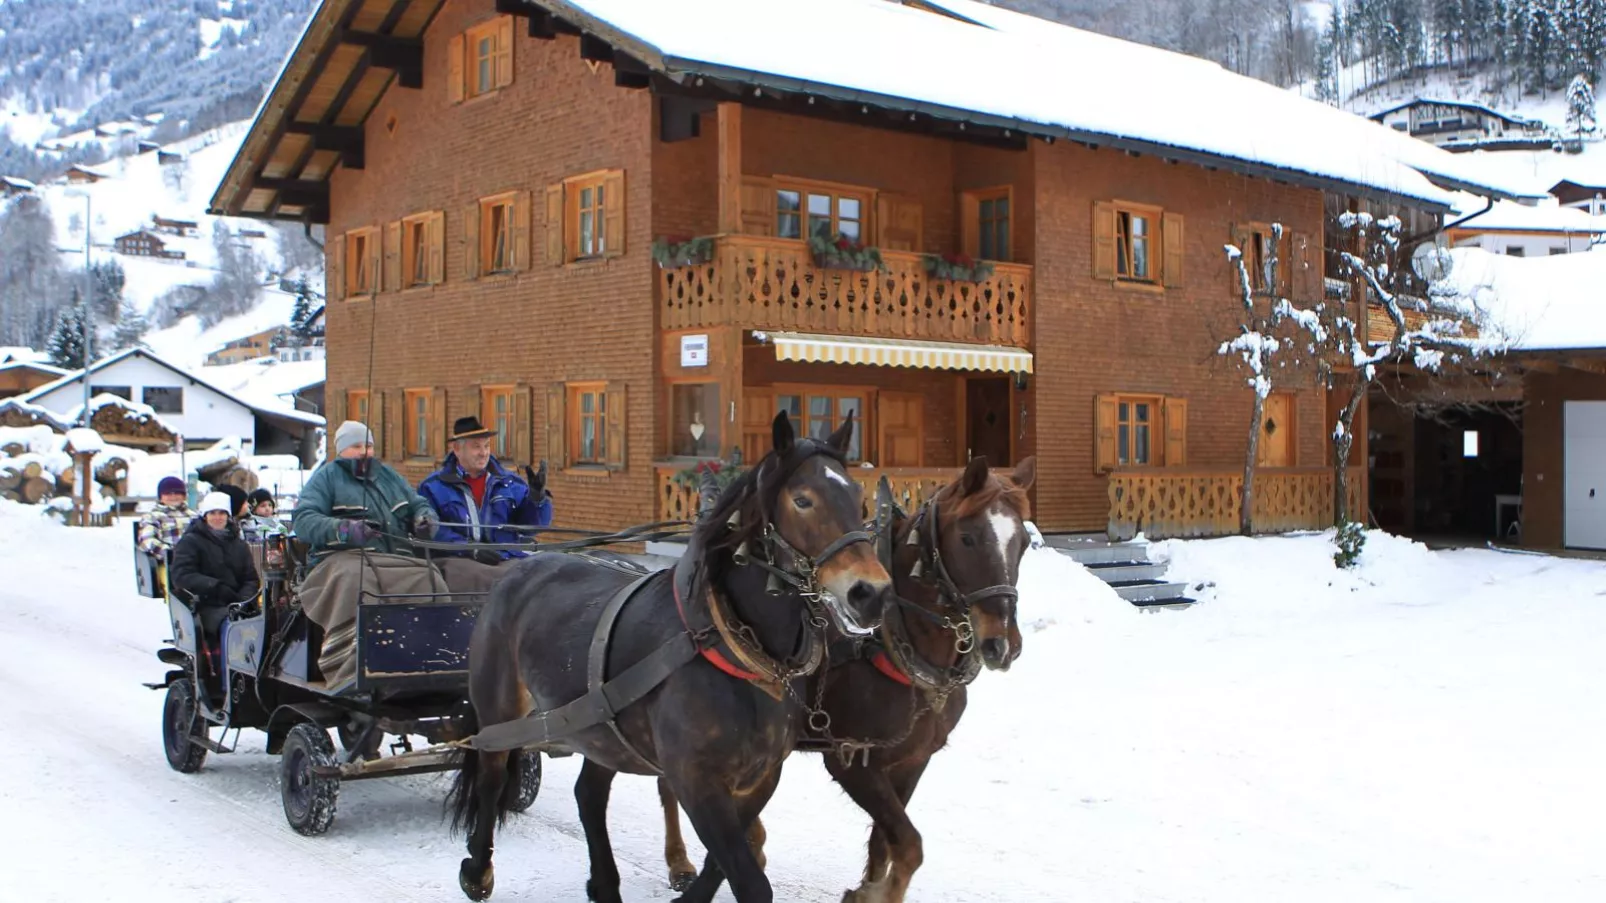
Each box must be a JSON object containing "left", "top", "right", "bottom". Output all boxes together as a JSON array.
[
  {"left": 1081, "top": 560, "right": 1167, "bottom": 584},
  {"left": 1107, "top": 579, "right": 1191, "bottom": 604},
  {"left": 1048, "top": 542, "right": 1153, "bottom": 566}
]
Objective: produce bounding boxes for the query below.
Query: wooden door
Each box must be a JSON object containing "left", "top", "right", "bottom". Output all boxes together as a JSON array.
[
  {"left": 965, "top": 377, "right": 1011, "bottom": 467},
  {"left": 1257, "top": 392, "right": 1295, "bottom": 467},
  {"left": 877, "top": 392, "right": 924, "bottom": 467},
  {"left": 740, "top": 389, "right": 775, "bottom": 464}
]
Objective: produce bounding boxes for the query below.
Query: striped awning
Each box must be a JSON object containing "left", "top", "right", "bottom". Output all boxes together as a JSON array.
[{"left": 760, "top": 332, "right": 1033, "bottom": 374}]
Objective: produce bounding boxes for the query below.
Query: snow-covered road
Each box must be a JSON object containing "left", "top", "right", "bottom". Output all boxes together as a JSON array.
[{"left": 3, "top": 503, "right": 1606, "bottom": 902}]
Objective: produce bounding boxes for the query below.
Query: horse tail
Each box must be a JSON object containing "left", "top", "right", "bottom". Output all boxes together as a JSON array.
[{"left": 444, "top": 707, "right": 481, "bottom": 836}]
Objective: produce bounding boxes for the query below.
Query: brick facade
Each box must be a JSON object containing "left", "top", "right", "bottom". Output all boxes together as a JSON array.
[{"left": 322, "top": 0, "right": 1344, "bottom": 534}]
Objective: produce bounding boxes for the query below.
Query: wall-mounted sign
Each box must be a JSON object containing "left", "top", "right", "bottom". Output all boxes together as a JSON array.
[{"left": 680, "top": 333, "right": 709, "bottom": 367}]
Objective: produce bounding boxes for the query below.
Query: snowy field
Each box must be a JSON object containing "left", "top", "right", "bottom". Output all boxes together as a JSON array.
[{"left": 2, "top": 501, "right": 1604, "bottom": 901}]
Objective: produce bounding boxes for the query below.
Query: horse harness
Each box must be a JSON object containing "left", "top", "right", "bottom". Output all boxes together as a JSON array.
[{"left": 466, "top": 445, "right": 873, "bottom": 771}]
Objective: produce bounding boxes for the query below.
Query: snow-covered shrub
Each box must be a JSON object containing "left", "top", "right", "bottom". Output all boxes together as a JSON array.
[{"left": 1333, "top": 521, "right": 1366, "bottom": 569}]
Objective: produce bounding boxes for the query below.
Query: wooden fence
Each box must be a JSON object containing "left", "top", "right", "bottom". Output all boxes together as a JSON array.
[{"left": 1107, "top": 467, "right": 1365, "bottom": 541}]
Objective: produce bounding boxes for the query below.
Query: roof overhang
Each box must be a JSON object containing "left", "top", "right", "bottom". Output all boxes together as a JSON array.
[{"left": 757, "top": 331, "right": 1033, "bottom": 374}]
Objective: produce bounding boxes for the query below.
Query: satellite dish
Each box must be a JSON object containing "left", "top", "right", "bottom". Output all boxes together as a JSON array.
[{"left": 1411, "top": 238, "right": 1454, "bottom": 283}]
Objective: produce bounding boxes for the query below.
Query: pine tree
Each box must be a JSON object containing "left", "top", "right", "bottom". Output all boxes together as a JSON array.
[
  {"left": 47, "top": 290, "right": 90, "bottom": 369},
  {"left": 288, "top": 276, "right": 316, "bottom": 346},
  {"left": 1315, "top": 8, "right": 1342, "bottom": 103},
  {"left": 1568, "top": 73, "right": 1599, "bottom": 134},
  {"left": 86, "top": 258, "right": 125, "bottom": 322},
  {"left": 109, "top": 299, "right": 147, "bottom": 352}
]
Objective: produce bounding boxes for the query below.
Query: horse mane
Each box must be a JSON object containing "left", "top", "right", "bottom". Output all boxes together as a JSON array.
[
  {"left": 693, "top": 439, "right": 849, "bottom": 558},
  {"left": 938, "top": 469, "right": 1031, "bottom": 523}
]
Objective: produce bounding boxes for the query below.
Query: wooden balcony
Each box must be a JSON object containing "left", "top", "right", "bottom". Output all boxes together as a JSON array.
[
  {"left": 657, "top": 462, "right": 999, "bottom": 525},
  {"left": 659, "top": 235, "right": 1032, "bottom": 346},
  {"left": 1107, "top": 467, "right": 1366, "bottom": 540}
]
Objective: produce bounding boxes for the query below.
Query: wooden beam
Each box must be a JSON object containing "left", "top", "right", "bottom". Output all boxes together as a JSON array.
[
  {"left": 580, "top": 34, "right": 614, "bottom": 63},
  {"left": 612, "top": 51, "right": 651, "bottom": 90},
  {"left": 256, "top": 178, "right": 330, "bottom": 210},
  {"left": 717, "top": 103, "right": 742, "bottom": 234},
  {"left": 340, "top": 31, "right": 424, "bottom": 89}
]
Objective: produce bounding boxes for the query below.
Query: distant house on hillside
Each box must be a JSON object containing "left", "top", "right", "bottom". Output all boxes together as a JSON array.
[
  {"left": 157, "top": 149, "right": 186, "bottom": 166},
  {"left": 19, "top": 348, "right": 325, "bottom": 465},
  {"left": 206, "top": 326, "right": 287, "bottom": 366},
  {"left": 151, "top": 216, "right": 200, "bottom": 237},
  {"left": 137, "top": 140, "right": 160, "bottom": 155},
  {"left": 1370, "top": 99, "right": 1549, "bottom": 151},
  {"left": 1550, "top": 179, "right": 1606, "bottom": 216},
  {"left": 1, "top": 176, "right": 35, "bottom": 196},
  {"left": 1445, "top": 197, "right": 1606, "bottom": 256},
  {"left": 114, "top": 229, "right": 186, "bottom": 260},
  {"left": 64, "top": 164, "right": 112, "bottom": 184}
]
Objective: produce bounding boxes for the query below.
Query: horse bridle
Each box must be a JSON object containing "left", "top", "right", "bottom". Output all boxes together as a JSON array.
[{"left": 903, "top": 497, "right": 1020, "bottom": 626}]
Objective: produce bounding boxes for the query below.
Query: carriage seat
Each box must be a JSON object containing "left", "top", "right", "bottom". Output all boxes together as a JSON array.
[{"left": 133, "top": 521, "right": 168, "bottom": 600}]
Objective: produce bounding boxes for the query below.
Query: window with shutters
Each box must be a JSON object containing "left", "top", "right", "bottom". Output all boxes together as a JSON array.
[
  {"left": 347, "top": 390, "right": 370, "bottom": 425},
  {"left": 1115, "top": 206, "right": 1158, "bottom": 281},
  {"left": 1115, "top": 395, "right": 1158, "bottom": 466},
  {"left": 461, "top": 17, "right": 513, "bottom": 100},
  {"left": 1239, "top": 222, "right": 1293, "bottom": 295},
  {"left": 1095, "top": 393, "right": 1187, "bottom": 471},
  {"left": 401, "top": 211, "right": 443, "bottom": 288},
  {"left": 482, "top": 385, "right": 513, "bottom": 458},
  {"left": 968, "top": 187, "right": 1011, "bottom": 261},
  {"left": 568, "top": 382, "right": 608, "bottom": 465},
  {"left": 345, "top": 226, "right": 379, "bottom": 296},
  {"left": 552, "top": 170, "right": 624, "bottom": 263},
  {"left": 405, "top": 389, "right": 432, "bottom": 459},
  {"left": 772, "top": 180, "right": 869, "bottom": 242},
  {"left": 479, "top": 194, "right": 517, "bottom": 274}
]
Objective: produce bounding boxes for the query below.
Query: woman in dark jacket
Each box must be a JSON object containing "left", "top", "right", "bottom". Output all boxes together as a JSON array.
[{"left": 169, "top": 492, "right": 260, "bottom": 702}]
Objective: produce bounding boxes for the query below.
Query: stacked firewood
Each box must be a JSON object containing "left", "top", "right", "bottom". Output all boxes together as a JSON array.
[
  {"left": 196, "top": 455, "right": 260, "bottom": 494},
  {"left": 87, "top": 402, "right": 178, "bottom": 451},
  {"left": 0, "top": 459, "right": 57, "bottom": 505}
]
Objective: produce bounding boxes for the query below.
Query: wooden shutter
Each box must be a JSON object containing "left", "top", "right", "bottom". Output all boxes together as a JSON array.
[
  {"left": 447, "top": 33, "right": 465, "bottom": 104},
  {"left": 1294, "top": 231, "right": 1315, "bottom": 300},
  {"left": 512, "top": 384, "right": 533, "bottom": 467},
  {"left": 326, "top": 234, "right": 345, "bottom": 302},
  {"left": 876, "top": 195, "right": 924, "bottom": 252},
  {"left": 495, "top": 16, "right": 515, "bottom": 88},
  {"left": 740, "top": 176, "right": 776, "bottom": 236},
  {"left": 876, "top": 391, "right": 924, "bottom": 467},
  {"left": 1094, "top": 394, "right": 1118, "bottom": 472},
  {"left": 462, "top": 203, "right": 481, "bottom": 280},
  {"left": 427, "top": 212, "right": 445, "bottom": 284},
  {"left": 1092, "top": 201, "right": 1116, "bottom": 279},
  {"left": 1163, "top": 396, "right": 1188, "bottom": 467},
  {"left": 506, "top": 190, "right": 531, "bottom": 271},
  {"left": 545, "top": 383, "right": 567, "bottom": 468},
  {"left": 741, "top": 389, "right": 774, "bottom": 464},
  {"left": 430, "top": 388, "right": 448, "bottom": 461},
  {"left": 604, "top": 382, "right": 627, "bottom": 470},
  {"left": 370, "top": 390, "right": 387, "bottom": 459},
  {"left": 602, "top": 170, "right": 625, "bottom": 258},
  {"left": 366, "top": 228, "right": 382, "bottom": 295},
  {"left": 960, "top": 191, "right": 981, "bottom": 259},
  {"left": 383, "top": 221, "right": 402, "bottom": 292},
  {"left": 545, "top": 184, "right": 565, "bottom": 265},
  {"left": 1162, "top": 212, "right": 1185, "bottom": 288}
]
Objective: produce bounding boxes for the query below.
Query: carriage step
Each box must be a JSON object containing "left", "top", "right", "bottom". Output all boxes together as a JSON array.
[{"left": 192, "top": 735, "right": 234, "bottom": 754}]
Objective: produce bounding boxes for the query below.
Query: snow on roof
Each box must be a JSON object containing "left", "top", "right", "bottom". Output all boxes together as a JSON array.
[
  {"left": 0, "top": 360, "right": 67, "bottom": 376},
  {"left": 200, "top": 357, "right": 324, "bottom": 417},
  {"left": 558, "top": 0, "right": 1531, "bottom": 205},
  {"left": 64, "top": 428, "right": 105, "bottom": 453},
  {"left": 1449, "top": 193, "right": 1606, "bottom": 235},
  {"left": 2, "top": 176, "right": 36, "bottom": 190},
  {"left": 0, "top": 346, "right": 49, "bottom": 366},
  {"left": 0, "top": 398, "right": 68, "bottom": 429},
  {"left": 1436, "top": 247, "right": 1606, "bottom": 351}
]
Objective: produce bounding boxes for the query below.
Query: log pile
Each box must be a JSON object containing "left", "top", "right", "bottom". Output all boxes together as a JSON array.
[
  {"left": 87, "top": 401, "right": 177, "bottom": 451},
  {"left": 0, "top": 403, "right": 64, "bottom": 431},
  {"left": 197, "top": 455, "right": 259, "bottom": 494}
]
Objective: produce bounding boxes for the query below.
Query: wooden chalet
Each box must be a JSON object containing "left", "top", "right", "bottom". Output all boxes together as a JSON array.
[
  {"left": 152, "top": 216, "right": 201, "bottom": 237},
  {"left": 210, "top": 0, "right": 1517, "bottom": 537},
  {"left": 114, "top": 229, "right": 185, "bottom": 260}
]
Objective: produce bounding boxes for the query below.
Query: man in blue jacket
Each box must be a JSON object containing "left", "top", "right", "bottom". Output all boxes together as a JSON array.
[{"left": 418, "top": 416, "right": 553, "bottom": 564}]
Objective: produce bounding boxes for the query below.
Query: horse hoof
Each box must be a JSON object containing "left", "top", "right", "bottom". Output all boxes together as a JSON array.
[
  {"left": 586, "top": 878, "right": 624, "bottom": 903},
  {"left": 458, "top": 859, "right": 494, "bottom": 901},
  {"left": 670, "top": 870, "right": 696, "bottom": 892}
]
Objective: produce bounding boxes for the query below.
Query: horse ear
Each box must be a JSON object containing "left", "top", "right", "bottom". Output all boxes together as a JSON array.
[
  {"left": 772, "top": 410, "right": 796, "bottom": 456},
  {"left": 825, "top": 410, "right": 855, "bottom": 455},
  {"left": 959, "top": 455, "right": 990, "bottom": 497},
  {"left": 1011, "top": 456, "right": 1037, "bottom": 492}
]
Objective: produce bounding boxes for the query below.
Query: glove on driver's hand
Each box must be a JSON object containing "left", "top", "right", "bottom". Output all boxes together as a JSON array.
[
  {"left": 337, "top": 519, "right": 377, "bottom": 545},
  {"left": 472, "top": 548, "right": 503, "bottom": 566},
  {"left": 412, "top": 515, "right": 438, "bottom": 540}
]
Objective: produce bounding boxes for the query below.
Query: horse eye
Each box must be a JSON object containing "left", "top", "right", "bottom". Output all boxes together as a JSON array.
[
  {"left": 960, "top": 534, "right": 977, "bottom": 547},
  {"left": 792, "top": 495, "right": 814, "bottom": 510}
]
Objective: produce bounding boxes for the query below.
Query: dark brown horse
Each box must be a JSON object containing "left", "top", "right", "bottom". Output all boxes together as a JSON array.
[
  {"left": 446, "top": 412, "right": 892, "bottom": 903},
  {"left": 658, "top": 455, "right": 1036, "bottom": 903}
]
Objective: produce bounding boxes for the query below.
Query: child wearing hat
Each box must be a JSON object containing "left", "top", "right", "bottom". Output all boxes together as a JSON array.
[{"left": 136, "top": 475, "right": 195, "bottom": 558}]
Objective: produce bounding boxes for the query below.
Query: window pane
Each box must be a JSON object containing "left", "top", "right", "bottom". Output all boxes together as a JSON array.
[
  {"left": 808, "top": 194, "right": 832, "bottom": 216},
  {"left": 580, "top": 211, "right": 595, "bottom": 256},
  {"left": 1131, "top": 215, "right": 1148, "bottom": 237},
  {"left": 777, "top": 213, "right": 801, "bottom": 239},
  {"left": 837, "top": 397, "right": 862, "bottom": 460},
  {"left": 581, "top": 417, "right": 597, "bottom": 460},
  {"left": 838, "top": 197, "right": 860, "bottom": 220},
  {"left": 776, "top": 395, "right": 802, "bottom": 420},
  {"left": 1118, "top": 425, "right": 1130, "bottom": 465},
  {"left": 1135, "top": 424, "right": 1150, "bottom": 464},
  {"left": 809, "top": 396, "right": 831, "bottom": 419},
  {"left": 838, "top": 220, "right": 861, "bottom": 241},
  {"left": 777, "top": 190, "right": 800, "bottom": 213},
  {"left": 671, "top": 383, "right": 722, "bottom": 457},
  {"left": 979, "top": 199, "right": 994, "bottom": 220},
  {"left": 580, "top": 187, "right": 593, "bottom": 209},
  {"left": 1135, "top": 403, "right": 1150, "bottom": 423},
  {"left": 809, "top": 214, "right": 832, "bottom": 241},
  {"left": 996, "top": 197, "right": 1009, "bottom": 217},
  {"left": 581, "top": 393, "right": 595, "bottom": 414}
]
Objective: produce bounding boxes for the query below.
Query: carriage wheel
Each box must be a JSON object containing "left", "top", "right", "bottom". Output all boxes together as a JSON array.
[
  {"left": 280, "top": 723, "right": 340, "bottom": 836},
  {"left": 161, "top": 678, "right": 208, "bottom": 774},
  {"left": 508, "top": 750, "right": 542, "bottom": 813}
]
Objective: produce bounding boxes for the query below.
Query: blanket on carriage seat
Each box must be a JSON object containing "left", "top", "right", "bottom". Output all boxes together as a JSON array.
[{"left": 298, "top": 550, "right": 450, "bottom": 687}]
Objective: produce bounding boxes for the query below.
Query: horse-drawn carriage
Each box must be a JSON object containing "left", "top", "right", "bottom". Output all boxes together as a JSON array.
[{"left": 135, "top": 525, "right": 543, "bottom": 835}]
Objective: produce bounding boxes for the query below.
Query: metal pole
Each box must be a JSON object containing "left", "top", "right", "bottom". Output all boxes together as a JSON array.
[{"left": 80, "top": 192, "right": 92, "bottom": 428}]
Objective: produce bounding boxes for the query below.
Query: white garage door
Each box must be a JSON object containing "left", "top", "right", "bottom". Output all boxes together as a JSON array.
[{"left": 1564, "top": 401, "right": 1606, "bottom": 549}]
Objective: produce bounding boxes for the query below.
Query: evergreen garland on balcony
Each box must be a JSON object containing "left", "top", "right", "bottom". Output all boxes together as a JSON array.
[
  {"left": 651, "top": 235, "right": 715, "bottom": 269},
  {"left": 923, "top": 252, "right": 995, "bottom": 283},
  {"left": 808, "top": 232, "right": 884, "bottom": 272}
]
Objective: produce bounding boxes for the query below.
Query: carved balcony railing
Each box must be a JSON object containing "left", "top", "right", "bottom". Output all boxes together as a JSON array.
[
  {"left": 659, "top": 235, "right": 1032, "bottom": 346},
  {"left": 656, "top": 462, "right": 1002, "bottom": 525},
  {"left": 1107, "top": 467, "right": 1366, "bottom": 541}
]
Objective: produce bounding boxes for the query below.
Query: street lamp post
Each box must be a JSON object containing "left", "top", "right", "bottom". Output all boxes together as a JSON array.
[{"left": 65, "top": 189, "right": 92, "bottom": 427}]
